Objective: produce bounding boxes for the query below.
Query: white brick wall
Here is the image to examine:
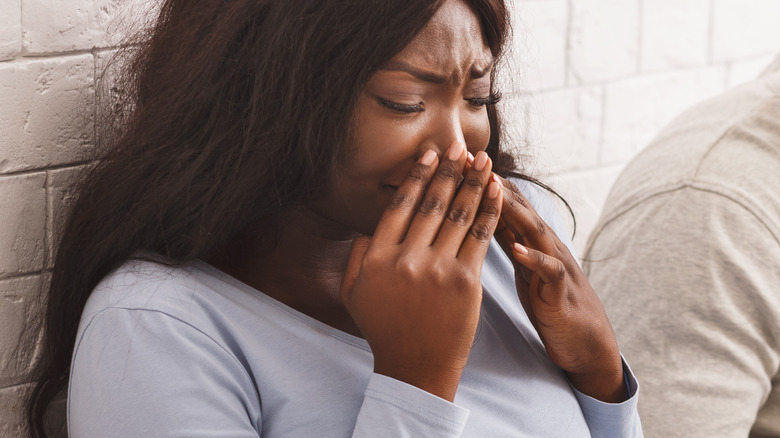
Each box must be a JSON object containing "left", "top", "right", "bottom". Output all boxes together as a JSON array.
[
  {"left": 0, "top": 0, "right": 22, "bottom": 61},
  {"left": 503, "top": 0, "right": 780, "bottom": 252},
  {"left": 0, "top": 55, "right": 95, "bottom": 174},
  {"left": 2, "top": 1, "right": 780, "bottom": 434},
  {"left": 568, "top": 0, "right": 640, "bottom": 83},
  {"left": 640, "top": 0, "right": 710, "bottom": 72},
  {"left": 0, "top": 173, "right": 46, "bottom": 277}
]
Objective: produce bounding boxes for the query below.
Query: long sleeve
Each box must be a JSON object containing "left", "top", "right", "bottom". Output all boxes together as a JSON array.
[
  {"left": 69, "top": 307, "right": 263, "bottom": 437},
  {"left": 68, "top": 194, "right": 647, "bottom": 438},
  {"left": 70, "top": 306, "right": 474, "bottom": 438},
  {"left": 351, "top": 374, "right": 469, "bottom": 437},
  {"left": 505, "top": 179, "right": 645, "bottom": 438},
  {"left": 572, "top": 359, "right": 643, "bottom": 438}
]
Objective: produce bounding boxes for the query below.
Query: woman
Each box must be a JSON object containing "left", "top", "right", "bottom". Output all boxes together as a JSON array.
[{"left": 28, "top": 0, "right": 642, "bottom": 436}]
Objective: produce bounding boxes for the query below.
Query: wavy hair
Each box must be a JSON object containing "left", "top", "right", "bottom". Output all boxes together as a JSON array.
[{"left": 25, "top": 0, "right": 545, "bottom": 435}]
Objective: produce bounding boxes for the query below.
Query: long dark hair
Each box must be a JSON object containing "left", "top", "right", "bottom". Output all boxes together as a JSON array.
[{"left": 27, "top": 0, "right": 524, "bottom": 435}]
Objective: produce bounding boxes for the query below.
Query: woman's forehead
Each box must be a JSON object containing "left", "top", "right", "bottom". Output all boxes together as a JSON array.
[{"left": 390, "top": 0, "right": 493, "bottom": 84}]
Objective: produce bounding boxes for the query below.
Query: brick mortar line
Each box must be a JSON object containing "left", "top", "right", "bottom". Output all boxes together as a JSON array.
[
  {"left": 18, "top": 0, "right": 22, "bottom": 59},
  {"left": 548, "top": 163, "right": 627, "bottom": 182},
  {"left": 597, "top": 84, "right": 607, "bottom": 165},
  {"left": 0, "top": 270, "right": 50, "bottom": 282},
  {"left": 508, "top": 59, "right": 754, "bottom": 98},
  {"left": 564, "top": 0, "right": 573, "bottom": 87},
  {"left": 43, "top": 172, "right": 51, "bottom": 272},
  {"left": 0, "top": 160, "right": 94, "bottom": 179},
  {"left": 636, "top": 0, "right": 643, "bottom": 73},
  {"left": 0, "top": 44, "right": 129, "bottom": 64},
  {"left": 0, "top": 381, "right": 34, "bottom": 391},
  {"left": 707, "top": 0, "right": 715, "bottom": 65}
]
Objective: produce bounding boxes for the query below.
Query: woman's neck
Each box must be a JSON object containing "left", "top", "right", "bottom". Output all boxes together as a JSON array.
[{"left": 207, "top": 206, "right": 364, "bottom": 337}]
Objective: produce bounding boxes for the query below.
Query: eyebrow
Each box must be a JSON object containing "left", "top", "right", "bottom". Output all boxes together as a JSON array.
[{"left": 379, "top": 59, "right": 494, "bottom": 84}]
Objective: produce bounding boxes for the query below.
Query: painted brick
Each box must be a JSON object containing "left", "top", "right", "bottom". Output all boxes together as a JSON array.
[
  {"left": 602, "top": 67, "right": 726, "bottom": 164},
  {"left": 0, "top": 275, "right": 43, "bottom": 387},
  {"left": 498, "top": 93, "right": 529, "bottom": 157},
  {"left": 0, "top": 382, "right": 65, "bottom": 437},
  {"left": 640, "top": 0, "right": 709, "bottom": 71},
  {"left": 0, "top": 173, "right": 46, "bottom": 277},
  {"left": 46, "top": 166, "right": 85, "bottom": 268},
  {"left": 568, "top": 0, "right": 639, "bottom": 84},
  {"left": 524, "top": 85, "right": 603, "bottom": 173},
  {"left": 0, "top": 55, "right": 94, "bottom": 174},
  {"left": 508, "top": 0, "right": 568, "bottom": 92},
  {"left": 0, "top": 383, "right": 29, "bottom": 438},
  {"left": 0, "top": 0, "right": 22, "bottom": 61},
  {"left": 712, "top": 0, "right": 780, "bottom": 62},
  {"left": 726, "top": 54, "right": 778, "bottom": 89},
  {"left": 548, "top": 164, "right": 626, "bottom": 256},
  {"left": 21, "top": 0, "right": 157, "bottom": 54}
]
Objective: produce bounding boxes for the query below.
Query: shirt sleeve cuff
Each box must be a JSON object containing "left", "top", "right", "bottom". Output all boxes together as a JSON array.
[
  {"left": 352, "top": 373, "right": 470, "bottom": 437},
  {"left": 571, "top": 357, "right": 643, "bottom": 437}
]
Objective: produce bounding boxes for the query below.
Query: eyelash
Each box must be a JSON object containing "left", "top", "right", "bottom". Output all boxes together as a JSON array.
[
  {"left": 377, "top": 92, "right": 502, "bottom": 114},
  {"left": 377, "top": 97, "right": 424, "bottom": 113},
  {"left": 467, "top": 92, "right": 502, "bottom": 108}
]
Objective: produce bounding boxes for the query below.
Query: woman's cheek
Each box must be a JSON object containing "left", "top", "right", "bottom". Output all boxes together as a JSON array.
[
  {"left": 462, "top": 110, "right": 491, "bottom": 152},
  {"left": 352, "top": 124, "right": 423, "bottom": 175}
]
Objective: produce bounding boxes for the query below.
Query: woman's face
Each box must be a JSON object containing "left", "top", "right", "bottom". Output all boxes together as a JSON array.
[{"left": 311, "top": 0, "right": 494, "bottom": 236}]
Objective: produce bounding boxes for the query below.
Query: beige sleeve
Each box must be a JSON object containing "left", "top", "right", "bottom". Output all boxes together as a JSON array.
[{"left": 583, "top": 187, "right": 780, "bottom": 438}]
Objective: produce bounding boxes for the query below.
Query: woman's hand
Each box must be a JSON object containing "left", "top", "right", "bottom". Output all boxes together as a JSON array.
[
  {"left": 340, "top": 142, "right": 502, "bottom": 402},
  {"left": 494, "top": 177, "right": 626, "bottom": 403}
]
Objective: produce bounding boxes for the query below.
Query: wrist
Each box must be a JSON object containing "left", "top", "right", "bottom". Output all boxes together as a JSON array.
[
  {"left": 566, "top": 358, "right": 627, "bottom": 403},
  {"left": 374, "top": 359, "right": 465, "bottom": 402}
]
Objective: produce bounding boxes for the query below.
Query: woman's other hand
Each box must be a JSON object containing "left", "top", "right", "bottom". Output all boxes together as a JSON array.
[
  {"left": 495, "top": 177, "right": 626, "bottom": 403},
  {"left": 340, "top": 142, "right": 502, "bottom": 402}
]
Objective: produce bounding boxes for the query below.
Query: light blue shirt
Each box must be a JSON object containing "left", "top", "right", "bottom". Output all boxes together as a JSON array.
[{"left": 68, "top": 180, "right": 643, "bottom": 437}]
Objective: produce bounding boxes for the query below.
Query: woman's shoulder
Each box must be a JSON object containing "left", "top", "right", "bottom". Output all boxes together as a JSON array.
[
  {"left": 83, "top": 256, "right": 200, "bottom": 316},
  {"left": 79, "top": 254, "right": 257, "bottom": 333}
]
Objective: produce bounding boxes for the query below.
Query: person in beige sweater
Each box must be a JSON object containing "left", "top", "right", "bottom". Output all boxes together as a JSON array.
[{"left": 583, "top": 57, "right": 780, "bottom": 437}]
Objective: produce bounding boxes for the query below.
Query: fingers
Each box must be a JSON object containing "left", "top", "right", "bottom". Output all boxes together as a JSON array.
[
  {"left": 372, "top": 150, "right": 439, "bottom": 246},
  {"left": 511, "top": 242, "right": 566, "bottom": 306},
  {"left": 498, "top": 178, "right": 556, "bottom": 252},
  {"left": 373, "top": 142, "right": 499, "bottom": 265},
  {"left": 493, "top": 180, "right": 560, "bottom": 270},
  {"left": 494, "top": 217, "right": 519, "bottom": 266},
  {"left": 455, "top": 175, "right": 503, "bottom": 265},
  {"left": 340, "top": 235, "right": 371, "bottom": 302},
  {"left": 435, "top": 151, "right": 496, "bottom": 254},
  {"left": 497, "top": 177, "right": 577, "bottom": 266},
  {"left": 404, "top": 142, "right": 468, "bottom": 247}
]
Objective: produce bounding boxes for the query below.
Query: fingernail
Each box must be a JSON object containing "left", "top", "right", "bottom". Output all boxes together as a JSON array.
[
  {"left": 420, "top": 149, "right": 437, "bottom": 166},
  {"left": 473, "top": 151, "right": 488, "bottom": 171},
  {"left": 492, "top": 173, "right": 503, "bottom": 186},
  {"left": 467, "top": 151, "right": 475, "bottom": 163},
  {"left": 513, "top": 242, "right": 528, "bottom": 255},
  {"left": 487, "top": 181, "right": 500, "bottom": 199},
  {"left": 447, "top": 142, "right": 464, "bottom": 161}
]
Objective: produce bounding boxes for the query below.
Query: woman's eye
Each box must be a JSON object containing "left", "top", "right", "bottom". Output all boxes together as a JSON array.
[
  {"left": 377, "top": 97, "right": 424, "bottom": 114},
  {"left": 466, "top": 92, "right": 502, "bottom": 108}
]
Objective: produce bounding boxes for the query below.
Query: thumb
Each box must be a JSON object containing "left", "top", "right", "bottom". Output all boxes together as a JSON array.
[
  {"left": 494, "top": 218, "right": 523, "bottom": 270},
  {"left": 340, "top": 235, "right": 371, "bottom": 303}
]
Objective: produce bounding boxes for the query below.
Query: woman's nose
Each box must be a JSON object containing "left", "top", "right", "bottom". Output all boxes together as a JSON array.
[{"left": 429, "top": 109, "right": 466, "bottom": 158}]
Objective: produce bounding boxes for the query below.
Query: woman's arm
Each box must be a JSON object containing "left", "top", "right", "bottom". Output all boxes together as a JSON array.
[
  {"left": 69, "top": 307, "right": 261, "bottom": 437},
  {"left": 340, "top": 143, "right": 501, "bottom": 401},
  {"left": 496, "top": 178, "right": 644, "bottom": 437}
]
